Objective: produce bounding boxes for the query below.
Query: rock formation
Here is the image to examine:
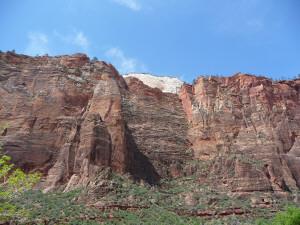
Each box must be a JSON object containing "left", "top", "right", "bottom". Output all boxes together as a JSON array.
[
  {"left": 122, "top": 77, "right": 191, "bottom": 183},
  {"left": 122, "top": 73, "right": 184, "bottom": 94},
  {"left": 179, "top": 74, "right": 300, "bottom": 192},
  {"left": 0, "top": 51, "right": 127, "bottom": 191},
  {"left": 0, "top": 51, "right": 299, "bottom": 197}
]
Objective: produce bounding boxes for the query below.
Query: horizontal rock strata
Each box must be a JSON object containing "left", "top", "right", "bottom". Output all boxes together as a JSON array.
[
  {"left": 0, "top": 52, "right": 299, "bottom": 197},
  {"left": 179, "top": 73, "right": 300, "bottom": 192}
]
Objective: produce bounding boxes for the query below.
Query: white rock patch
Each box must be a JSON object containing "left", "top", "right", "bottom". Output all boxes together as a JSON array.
[{"left": 122, "top": 73, "right": 184, "bottom": 94}]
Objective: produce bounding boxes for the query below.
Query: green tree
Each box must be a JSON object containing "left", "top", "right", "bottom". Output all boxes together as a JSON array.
[
  {"left": 192, "top": 78, "right": 196, "bottom": 85},
  {"left": 75, "top": 67, "right": 82, "bottom": 74},
  {"left": 0, "top": 125, "right": 41, "bottom": 221},
  {"left": 273, "top": 206, "right": 300, "bottom": 225},
  {"left": 91, "top": 56, "right": 98, "bottom": 62}
]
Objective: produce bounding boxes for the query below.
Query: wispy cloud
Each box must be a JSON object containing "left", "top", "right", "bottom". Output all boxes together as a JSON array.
[
  {"left": 25, "top": 32, "right": 50, "bottom": 56},
  {"left": 111, "top": 0, "right": 141, "bottom": 11},
  {"left": 73, "top": 32, "right": 89, "bottom": 52},
  {"left": 54, "top": 30, "right": 89, "bottom": 52},
  {"left": 105, "top": 47, "right": 147, "bottom": 74}
]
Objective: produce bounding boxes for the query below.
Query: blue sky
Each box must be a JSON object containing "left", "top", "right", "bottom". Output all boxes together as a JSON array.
[{"left": 0, "top": 0, "right": 299, "bottom": 82}]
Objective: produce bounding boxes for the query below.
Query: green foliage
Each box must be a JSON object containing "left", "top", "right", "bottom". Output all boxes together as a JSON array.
[
  {"left": 192, "top": 78, "right": 196, "bottom": 85},
  {"left": 272, "top": 206, "right": 300, "bottom": 225},
  {"left": 186, "top": 159, "right": 210, "bottom": 168},
  {"left": 0, "top": 125, "right": 41, "bottom": 221},
  {"left": 91, "top": 56, "right": 98, "bottom": 62},
  {"left": 13, "top": 188, "right": 87, "bottom": 223},
  {"left": 0, "top": 150, "right": 298, "bottom": 224},
  {"left": 75, "top": 67, "right": 82, "bottom": 74},
  {"left": 6, "top": 171, "right": 300, "bottom": 224}
]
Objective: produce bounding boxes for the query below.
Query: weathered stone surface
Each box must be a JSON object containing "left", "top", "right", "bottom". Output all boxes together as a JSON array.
[
  {"left": 179, "top": 73, "right": 300, "bottom": 192},
  {"left": 0, "top": 52, "right": 299, "bottom": 198},
  {"left": 169, "top": 162, "right": 185, "bottom": 179},
  {"left": 60, "top": 53, "right": 90, "bottom": 68},
  {"left": 0, "top": 52, "right": 127, "bottom": 190},
  {"left": 184, "top": 193, "right": 198, "bottom": 207},
  {"left": 183, "top": 164, "right": 197, "bottom": 176},
  {"left": 122, "top": 73, "right": 184, "bottom": 94},
  {"left": 122, "top": 77, "right": 191, "bottom": 183},
  {"left": 63, "top": 174, "right": 79, "bottom": 193}
]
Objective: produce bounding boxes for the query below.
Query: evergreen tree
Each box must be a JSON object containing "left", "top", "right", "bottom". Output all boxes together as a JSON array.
[{"left": 91, "top": 56, "right": 98, "bottom": 62}]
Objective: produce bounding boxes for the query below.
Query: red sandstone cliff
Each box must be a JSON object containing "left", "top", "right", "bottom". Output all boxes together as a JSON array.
[
  {"left": 0, "top": 52, "right": 299, "bottom": 197},
  {"left": 179, "top": 74, "right": 300, "bottom": 193},
  {"left": 0, "top": 52, "right": 127, "bottom": 191}
]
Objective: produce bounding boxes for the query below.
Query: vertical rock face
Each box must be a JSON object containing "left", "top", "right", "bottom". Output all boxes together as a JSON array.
[
  {"left": 122, "top": 77, "right": 191, "bottom": 183},
  {"left": 0, "top": 52, "right": 127, "bottom": 190},
  {"left": 179, "top": 73, "right": 300, "bottom": 192},
  {"left": 0, "top": 52, "right": 299, "bottom": 196}
]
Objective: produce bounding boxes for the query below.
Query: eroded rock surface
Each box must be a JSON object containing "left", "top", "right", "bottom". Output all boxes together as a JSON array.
[
  {"left": 0, "top": 51, "right": 127, "bottom": 190},
  {"left": 122, "top": 77, "right": 191, "bottom": 183},
  {"left": 179, "top": 73, "right": 300, "bottom": 192},
  {"left": 0, "top": 52, "right": 299, "bottom": 198},
  {"left": 122, "top": 73, "right": 184, "bottom": 94}
]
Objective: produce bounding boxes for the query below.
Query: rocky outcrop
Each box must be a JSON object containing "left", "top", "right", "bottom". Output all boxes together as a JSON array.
[
  {"left": 122, "top": 77, "right": 191, "bottom": 183},
  {"left": 122, "top": 73, "right": 184, "bottom": 94},
  {"left": 179, "top": 73, "right": 300, "bottom": 192},
  {"left": 0, "top": 52, "right": 299, "bottom": 197},
  {"left": 0, "top": 51, "right": 127, "bottom": 191}
]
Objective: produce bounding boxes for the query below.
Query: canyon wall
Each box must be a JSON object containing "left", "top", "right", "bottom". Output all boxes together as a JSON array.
[
  {"left": 179, "top": 74, "right": 300, "bottom": 193},
  {"left": 0, "top": 52, "right": 299, "bottom": 195},
  {"left": 0, "top": 52, "right": 127, "bottom": 191}
]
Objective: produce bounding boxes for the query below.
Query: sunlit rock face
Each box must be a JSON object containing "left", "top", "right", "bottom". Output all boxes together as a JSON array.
[
  {"left": 0, "top": 51, "right": 128, "bottom": 191},
  {"left": 179, "top": 73, "right": 300, "bottom": 192},
  {"left": 0, "top": 52, "right": 299, "bottom": 196},
  {"left": 122, "top": 73, "right": 184, "bottom": 94}
]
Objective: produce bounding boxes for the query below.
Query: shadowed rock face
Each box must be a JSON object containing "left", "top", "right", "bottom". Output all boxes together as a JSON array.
[
  {"left": 122, "top": 77, "right": 191, "bottom": 183},
  {"left": 179, "top": 73, "right": 300, "bottom": 192},
  {"left": 0, "top": 52, "right": 127, "bottom": 190},
  {"left": 0, "top": 52, "right": 299, "bottom": 195}
]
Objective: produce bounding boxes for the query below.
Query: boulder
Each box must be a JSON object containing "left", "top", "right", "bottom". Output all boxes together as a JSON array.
[{"left": 184, "top": 193, "right": 198, "bottom": 207}]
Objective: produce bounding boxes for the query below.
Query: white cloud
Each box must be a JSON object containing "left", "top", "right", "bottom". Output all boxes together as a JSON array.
[
  {"left": 111, "top": 0, "right": 141, "bottom": 11},
  {"left": 54, "top": 30, "right": 89, "bottom": 52},
  {"left": 25, "top": 32, "right": 50, "bottom": 56},
  {"left": 73, "top": 32, "right": 89, "bottom": 52},
  {"left": 105, "top": 47, "right": 148, "bottom": 74}
]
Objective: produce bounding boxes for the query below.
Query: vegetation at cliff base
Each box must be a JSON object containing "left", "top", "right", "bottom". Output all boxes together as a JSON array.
[
  {"left": 3, "top": 170, "right": 299, "bottom": 224},
  {"left": 0, "top": 125, "right": 41, "bottom": 222},
  {"left": 273, "top": 206, "right": 300, "bottom": 225}
]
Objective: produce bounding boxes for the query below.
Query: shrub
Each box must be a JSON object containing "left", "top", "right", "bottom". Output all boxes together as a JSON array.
[
  {"left": 273, "top": 206, "right": 300, "bottom": 225},
  {"left": 75, "top": 67, "right": 82, "bottom": 74},
  {"left": 91, "top": 56, "right": 98, "bottom": 62},
  {"left": 0, "top": 125, "right": 41, "bottom": 221}
]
